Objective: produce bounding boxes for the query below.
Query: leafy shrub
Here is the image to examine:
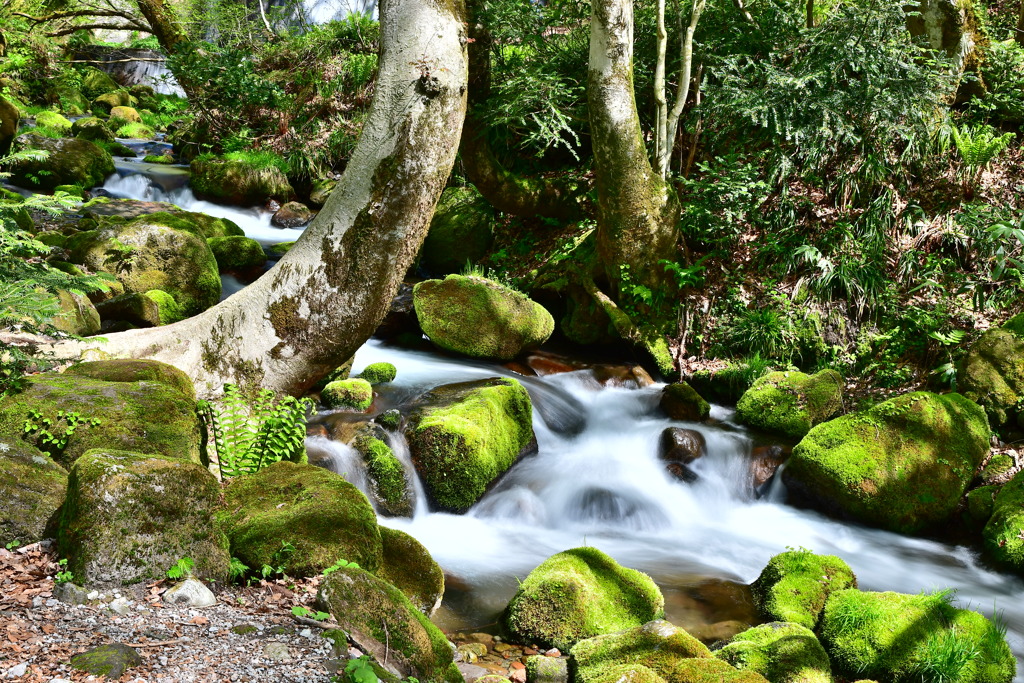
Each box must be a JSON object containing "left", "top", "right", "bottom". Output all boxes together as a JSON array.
[{"left": 976, "top": 40, "right": 1024, "bottom": 124}]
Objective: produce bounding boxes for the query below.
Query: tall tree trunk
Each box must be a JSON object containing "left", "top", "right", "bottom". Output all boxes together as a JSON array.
[
  {"left": 589, "top": 0, "right": 680, "bottom": 292},
  {"left": 460, "top": 0, "right": 583, "bottom": 220},
  {"left": 51, "top": 0, "right": 469, "bottom": 398},
  {"left": 1017, "top": 0, "right": 1024, "bottom": 45},
  {"left": 134, "top": 0, "right": 188, "bottom": 52}
]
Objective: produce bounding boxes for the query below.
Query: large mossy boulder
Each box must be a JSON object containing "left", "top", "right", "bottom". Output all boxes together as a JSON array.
[
  {"left": 819, "top": 589, "right": 1015, "bottom": 683},
  {"left": 504, "top": 547, "right": 665, "bottom": 651},
  {"left": 735, "top": 370, "right": 843, "bottom": 439},
  {"left": 207, "top": 235, "right": 266, "bottom": 272},
  {"left": 572, "top": 620, "right": 767, "bottom": 683},
  {"left": 413, "top": 275, "right": 554, "bottom": 361},
  {"left": 66, "top": 212, "right": 221, "bottom": 316},
  {"left": 190, "top": 156, "right": 294, "bottom": 206},
  {"left": 317, "top": 566, "right": 462, "bottom": 683},
  {"left": 80, "top": 202, "right": 244, "bottom": 239},
  {"left": 71, "top": 116, "right": 115, "bottom": 143},
  {"left": 0, "top": 440, "right": 67, "bottom": 546},
  {"left": 0, "top": 95, "right": 19, "bottom": 156},
  {"left": 58, "top": 449, "right": 229, "bottom": 586},
  {"left": 983, "top": 471, "right": 1024, "bottom": 571},
  {"left": 377, "top": 526, "right": 444, "bottom": 616},
  {"left": 9, "top": 134, "right": 114, "bottom": 191},
  {"left": 218, "top": 461, "right": 383, "bottom": 578},
  {"left": 405, "top": 377, "right": 535, "bottom": 513},
  {"left": 0, "top": 372, "right": 201, "bottom": 468},
  {"left": 750, "top": 551, "right": 857, "bottom": 630},
  {"left": 51, "top": 289, "right": 101, "bottom": 336},
  {"left": 959, "top": 313, "right": 1024, "bottom": 428},
  {"left": 715, "top": 622, "right": 832, "bottom": 683},
  {"left": 62, "top": 359, "right": 195, "bottom": 400},
  {"left": 420, "top": 186, "right": 496, "bottom": 274},
  {"left": 79, "top": 66, "right": 120, "bottom": 99},
  {"left": 783, "top": 392, "right": 989, "bottom": 534}
]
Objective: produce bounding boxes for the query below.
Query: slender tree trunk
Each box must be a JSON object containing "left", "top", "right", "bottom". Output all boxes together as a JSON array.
[
  {"left": 1017, "top": 0, "right": 1024, "bottom": 44},
  {"left": 806, "top": 0, "right": 814, "bottom": 28},
  {"left": 589, "top": 0, "right": 680, "bottom": 292},
  {"left": 657, "top": 0, "right": 705, "bottom": 178},
  {"left": 460, "top": 0, "right": 583, "bottom": 220},
  {"left": 50, "top": 0, "right": 469, "bottom": 398}
]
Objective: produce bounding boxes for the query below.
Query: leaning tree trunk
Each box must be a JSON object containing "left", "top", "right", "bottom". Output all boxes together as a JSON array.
[
  {"left": 589, "top": 0, "right": 680, "bottom": 293},
  {"left": 49, "top": 0, "right": 469, "bottom": 398}
]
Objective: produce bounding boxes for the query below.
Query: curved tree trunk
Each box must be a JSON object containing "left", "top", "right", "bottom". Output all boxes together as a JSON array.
[
  {"left": 50, "top": 0, "right": 469, "bottom": 398},
  {"left": 460, "top": 0, "right": 583, "bottom": 221},
  {"left": 588, "top": 0, "right": 680, "bottom": 292}
]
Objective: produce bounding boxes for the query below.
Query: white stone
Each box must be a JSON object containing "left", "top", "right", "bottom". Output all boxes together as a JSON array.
[
  {"left": 108, "top": 597, "right": 131, "bottom": 615},
  {"left": 263, "top": 642, "right": 290, "bottom": 661},
  {"left": 5, "top": 663, "right": 27, "bottom": 679},
  {"left": 163, "top": 578, "right": 216, "bottom": 608}
]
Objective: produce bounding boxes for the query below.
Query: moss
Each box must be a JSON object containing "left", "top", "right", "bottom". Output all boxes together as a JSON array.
[
  {"left": 505, "top": 547, "right": 665, "bottom": 651},
  {"left": 71, "top": 116, "right": 114, "bottom": 143},
  {"left": 63, "top": 359, "right": 195, "bottom": 400},
  {"left": 79, "top": 67, "right": 120, "bottom": 99},
  {"left": 405, "top": 377, "right": 534, "bottom": 512},
  {"left": 783, "top": 392, "right": 990, "bottom": 534},
  {"left": 526, "top": 655, "right": 569, "bottom": 683},
  {"left": 207, "top": 235, "right": 267, "bottom": 272},
  {"left": 377, "top": 526, "right": 444, "bottom": 615},
  {"left": 51, "top": 289, "right": 100, "bottom": 336},
  {"left": 322, "top": 378, "right": 373, "bottom": 411},
  {"left": 10, "top": 134, "right": 114, "bottom": 191},
  {"left": 70, "top": 643, "right": 142, "bottom": 678},
  {"left": 35, "top": 110, "right": 72, "bottom": 134},
  {"left": 54, "top": 184, "right": 85, "bottom": 198},
  {"left": 980, "top": 453, "right": 1014, "bottom": 482},
  {"left": 413, "top": 275, "right": 554, "bottom": 361},
  {"left": 354, "top": 431, "right": 412, "bottom": 516},
  {"left": 91, "top": 89, "right": 134, "bottom": 116},
  {"left": 377, "top": 409, "right": 402, "bottom": 430},
  {"left": 59, "top": 449, "right": 230, "bottom": 585},
  {"left": 570, "top": 619, "right": 712, "bottom": 683},
  {"left": 660, "top": 382, "right": 711, "bottom": 421},
  {"left": 190, "top": 156, "right": 295, "bottom": 206},
  {"left": 751, "top": 551, "right": 857, "bottom": 630},
  {"left": 965, "top": 485, "right": 999, "bottom": 527},
  {"left": 715, "top": 622, "right": 832, "bottom": 683},
  {"left": 143, "top": 289, "right": 185, "bottom": 324},
  {"left": 108, "top": 105, "right": 141, "bottom": 125},
  {"left": 143, "top": 154, "right": 174, "bottom": 164},
  {"left": 217, "top": 461, "right": 383, "bottom": 577},
  {"left": 358, "top": 362, "right": 398, "bottom": 385},
  {"left": 317, "top": 566, "right": 461, "bottom": 683},
  {"left": 983, "top": 472, "right": 1024, "bottom": 570},
  {"left": 690, "top": 363, "right": 757, "bottom": 404},
  {"left": 819, "top": 589, "right": 1015, "bottom": 683},
  {"left": 0, "top": 440, "right": 67, "bottom": 546},
  {"left": 0, "top": 372, "right": 201, "bottom": 468},
  {"left": 420, "top": 185, "right": 496, "bottom": 274},
  {"left": 268, "top": 241, "right": 296, "bottom": 255},
  {"left": 958, "top": 314, "right": 1024, "bottom": 427},
  {"left": 736, "top": 370, "right": 843, "bottom": 439}
]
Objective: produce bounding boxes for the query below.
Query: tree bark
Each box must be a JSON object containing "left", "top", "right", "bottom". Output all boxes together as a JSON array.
[
  {"left": 460, "top": 0, "right": 583, "bottom": 220},
  {"left": 1017, "top": 0, "right": 1024, "bottom": 45},
  {"left": 133, "top": 0, "right": 188, "bottom": 53},
  {"left": 589, "top": 0, "right": 680, "bottom": 292},
  {"left": 50, "top": 0, "right": 469, "bottom": 398}
]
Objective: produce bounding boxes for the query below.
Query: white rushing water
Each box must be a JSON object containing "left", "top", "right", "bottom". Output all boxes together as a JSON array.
[
  {"left": 332, "top": 339, "right": 1024, "bottom": 674},
  {"left": 101, "top": 165, "right": 305, "bottom": 245}
]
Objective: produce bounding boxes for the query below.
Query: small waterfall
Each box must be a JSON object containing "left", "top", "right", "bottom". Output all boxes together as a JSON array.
[
  {"left": 306, "top": 435, "right": 370, "bottom": 498},
  {"left": 382, "top": 430, "right": 430, "bottom": 517}
]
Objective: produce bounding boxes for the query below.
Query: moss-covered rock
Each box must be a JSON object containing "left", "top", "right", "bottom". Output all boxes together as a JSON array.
[
  {"left": 63, "top": 359, "right": 195, "bottom": 400},
  {"left": 783, "top": 392, "right": 989, "bottom": 534},
  {"left": 35, "top": 110, "right": 73, "bottom": 134},
  {"left": 308, "top": 178, "right": 336, "bottom": 208},
  {"left": 526, "top": 655, "right": 568, "bottom": 683},
  {"left": 80, "top": 202, "right": 243, "bottom": 239},
  {"left": 405, "top": 377, "right": 535, "bottom": 513},
  {"left": 71, "top": 116, "right": 115, "bottom": 143},
  {"left": 750, "top": 550, "right": 857, "bottom": 630},
  {"left": 51, "top": 289, "right": 101, "bottom": 336},
  {"left": 959, "top": 313, "right": 1024, "bottom": 428},
  {"left": 819, "top": 589, "right": 1015, "bottom": 683},
  {"left": 715, "top": 622, "right": 832, "bottom": 683},
  {"left": 54, "top": 184, "right": 85, "bottom": 198},
  {"left": 377, "top": 526, "right": 444, "bottom": 616},
  {"left": 190, "top": 156, "right": 294, "bottom": 206},
  {"left": 10, "top": 134, "right": 114, "bottom": 191},
  {"left": 420, "top": 186, "right": 496, "bottom": 274},
  {"left": 49, "top": 77, "right": 89, "bottom": 116},
  {"left": 983, "top": 471, "right": 1024, "bottom": 571},
  {"left": 143, "top": 154, "right": 174, "bottom": 164},
  {"left": 570, "top": 620, "right": 728, "bottom": 683},
  {"left": 661, "top": 382, "right": 711, "bottom": 421},
  {"left": 79, "top": 67, "right": 120, "bottom": 99},
  {"left": 690, "top": 363, "right": 759, "bottom": 405},
  {"left": 58, "top": 448, "right": 230, "bottom": 586},
  {"left": 736, "top": 370, "right": 843, "bottom": 439},
  {"left": 95, "top": 292, "right": 162, "bottom": 329},
  {"left": 91, "top": 89, "right": 134, "bottom": 116},
  {"left": 271, "top": 201, "right": 314, "bottom": 228},
  {"left": 980, "top": 453, "right": 1015, "bottom": 483},
  {"left": 207, "top": 235, "right": 267, "bottom": 272},
  {"left": 0, "top": 95, "right": 18, "bottom": 157},
  {"left": 108, "top": 105, "right": 142, "bottom": 125},
  {"left": 218, "top": 461, "right": 383, "bottom": 578},
  {"left": 377, "top": 409, "right": 402, "bottom": 430},
  {"left": 316, "top": 566, "right": 462, "bottom": 683},
  {"left": 354, "top": 426, "right": 413, "bottom": 517},
  {"left": 413, "top": 275, "right": 554, "bottom": 361},
  {"left": 0, "top": 440, "right": 67, "bottom": 546},
  {"left": 322, "top": 378, "right": 373, "bottom": 411},
  {"left": 70, "top": 643, "right": 142, "bottom": 678},
  {"left": 965, "top": 484, "right": 999, "bottom": 527},
  {"left": 143, "top": 289, "right": 185, "bottom": 324},
  {"left": 358, "top": 362, "right": 397, "bottom": 385},
  {"left": 504, "top": 547, "right": 665, "bottom": 651},
  {"left": 66, "top": 212, "right": 221, "bottom": 316}
]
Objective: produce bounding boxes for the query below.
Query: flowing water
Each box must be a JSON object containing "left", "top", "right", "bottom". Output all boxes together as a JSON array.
[{"left": 321, "top": 339, "right": 1024, "bottom": 675}]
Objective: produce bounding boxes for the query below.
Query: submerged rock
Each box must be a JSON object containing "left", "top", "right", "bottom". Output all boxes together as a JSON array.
[
  {"left": 715, "top": 622, "right": 832, "bottom": 683},
  {"left": 504, "top": 547, "right": 665, "bottom": 651},
  {"left": 735, "top": 370, "right": 843, "bottom": 439},
  {"left": 9, "top": 134, "right": 114, "bottom": 191},
  {"left": 819, "top": 589, "right": 1015, "bottom": 683},
  {"left": 405, "top": 377, "right": 536, "bottom": 513},
  {"left": 414, "top": 275, "right": 554, "bottom": 361},
  {"left": 750, "top": 550, "right": 857, "bottom": 630},
  {"left": 59, "top": 449, "right": 230, "bottom": 586},
  {"left": 783, "top": 392, "right": 989, "bottom": 534},
  {"left": 0, "top": 440, "right": 67, "bottom": 546}
]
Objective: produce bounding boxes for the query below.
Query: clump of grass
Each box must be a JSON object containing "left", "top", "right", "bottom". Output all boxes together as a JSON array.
[
  {"left": 115, "top": 122, "right": 155, "bottom": 139},
  {"left": 916, "top": 627, "right": 981, "bottom": 683}
]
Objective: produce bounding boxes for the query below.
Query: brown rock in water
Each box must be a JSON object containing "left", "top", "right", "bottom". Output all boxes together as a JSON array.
[
  {"left": 526, "top": 353, "right": 581, "bottom": 376},
  {"left": 750, "top": 445, "right": 789, "bottom": 490},
  {"left": 272, "top": 201, "right": 315, "bottom": 228},
  {"left": 660, "top": 428, "right": 706, "bottom": 464},
  {"left": 593, "top": 364, "right": 655, "bottom": 388},
  {"left": 666, "top": 462, "right": 699, "bottom": 483}
]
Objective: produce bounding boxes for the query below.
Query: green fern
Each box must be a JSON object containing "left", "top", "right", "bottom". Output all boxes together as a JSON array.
[{"left": 951, "top": 123, "right": 1015, "bottom": 196}]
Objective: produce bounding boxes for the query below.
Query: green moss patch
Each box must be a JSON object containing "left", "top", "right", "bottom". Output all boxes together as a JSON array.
[
  {"left": 715, "top": 622, "right": 832, "bottom": 683},
  {"left": 505, "top": 547, "right": 665, "bottom": 651},
  {"left": 358, "top": 362, "right": 398, "bottom": 385},
  {"left": 207, "top": 235, "right": 267, "bottom": 272},
  {"left": 354, "top": 428, "right": 412, "bottom": 517},
  {"left": 736, "top": 370, "right": 843, "bottom": 439},
  {"left": 983, "top": 471, "right": 1024, "bottom": 571},
  {"left": 959, "top": 313, "right": 1024, "bottom": 428},
  {"left": 660, "top": 382, "right": 711, "bottom": 421},
  {"left": 570, "top": 619, "right": 714, "bottom": 683},
  {"left": 0, "top": 440, "right": 67, "bottom": 546},
  {"left": 751, "top": 550, "right": 857, "bottom": 630},
  {"left": 322, "top": 378, "right": 373, "bottom": 411},
  {"left": 63, "top": 359, "right": 195, "bottom": 400},
  {"left": 377, "top": 526, "right": 444, "bottom": 615}
]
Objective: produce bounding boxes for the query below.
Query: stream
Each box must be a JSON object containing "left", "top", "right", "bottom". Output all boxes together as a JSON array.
[{"left": 80, "top": 156, "right": 1024, "bottom": 678}]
